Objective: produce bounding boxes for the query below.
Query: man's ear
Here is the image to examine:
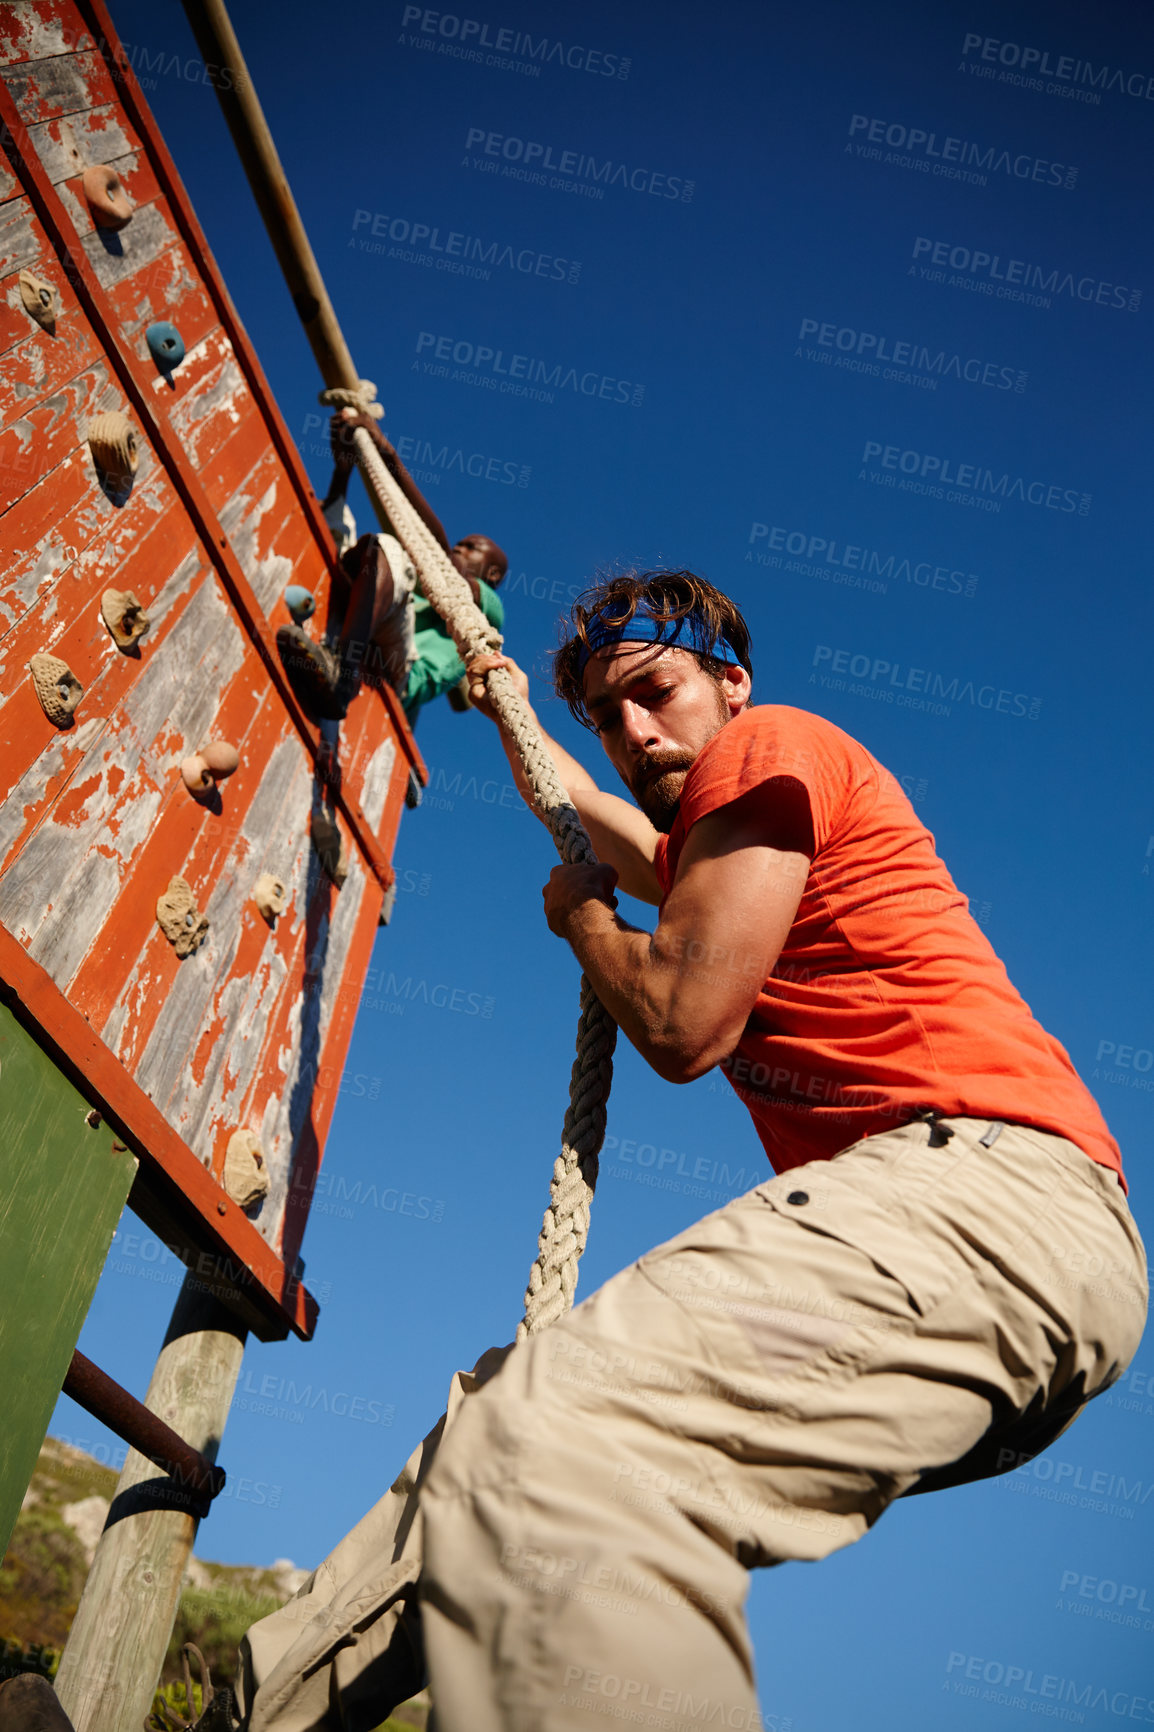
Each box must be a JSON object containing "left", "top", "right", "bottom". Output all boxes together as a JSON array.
[
  {"left": 482, "top": 564, "right": 503, "bottom": 588},
  {"left": 721, "top": 661, "right": 751, "bottom": 712}
]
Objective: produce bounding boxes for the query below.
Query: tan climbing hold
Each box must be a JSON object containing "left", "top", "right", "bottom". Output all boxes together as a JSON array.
[
  {"left": 253, "top": 872, "right": 288, "bottom": 922},
  {"left": 223, "top": 1129, "right": 269, "bottom": 1211},
  {"left": 311, "top": 811, "right": 349, "bottom": 887},
  {"left": 156, "top": 877, "right": 209, "bottom": 958},
  {"left": 181, "top": 740, "right": 239, "bottom": 799},
  {"left": 100, "top": 588, "right": 151, "bottom": 650},
  {"left": 87, "top": 410, "right": 139, "bottom": 486},
  {"left": 29, "top": 653, "right": 82, "bottom": 727},
  {"left": 19, "top": 268, "right": 58, "bottom": 330},
  {"left": 81, "top": 162, "right": 134, "bottom": 229}
]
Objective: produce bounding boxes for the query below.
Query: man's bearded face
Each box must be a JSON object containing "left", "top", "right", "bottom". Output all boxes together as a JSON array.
[{"left": 582, "top": 646, "right": 744, "bottom": 834}]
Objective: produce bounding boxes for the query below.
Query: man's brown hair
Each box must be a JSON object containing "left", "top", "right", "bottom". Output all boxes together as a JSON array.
[{"left": 552, "top": 569, "right": 754, "bottom": 729}]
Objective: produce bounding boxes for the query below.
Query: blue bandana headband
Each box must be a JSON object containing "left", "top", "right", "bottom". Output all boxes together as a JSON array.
[{"left": 575, "top": 602, "right": 742, "bottom": 674}]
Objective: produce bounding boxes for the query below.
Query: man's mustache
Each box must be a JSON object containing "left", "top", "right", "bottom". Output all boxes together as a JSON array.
[{"left": 631, "top": 750, "right": 694, "bottom": 797}]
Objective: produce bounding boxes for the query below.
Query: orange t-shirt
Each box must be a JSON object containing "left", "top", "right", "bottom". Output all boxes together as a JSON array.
[{"left": 653, "top": 706, "right": 1124, "bottom": 1185}]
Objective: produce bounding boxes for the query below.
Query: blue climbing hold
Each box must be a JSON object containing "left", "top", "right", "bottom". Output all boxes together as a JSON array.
[
  {"left": 284, "top": 585, "right": 316, "bottom": 621},
  {"left": 146, "top": 321, "right": 185, "bottom": 370}
]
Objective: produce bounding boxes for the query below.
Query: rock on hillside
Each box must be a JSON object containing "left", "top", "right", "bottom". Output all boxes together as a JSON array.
[{"left": 1, "top": 1439, "right": 428, "bottom": 1729}]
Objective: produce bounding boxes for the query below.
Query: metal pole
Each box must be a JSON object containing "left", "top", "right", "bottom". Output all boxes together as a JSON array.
[
  {"left": 54, "top": 1275, "right": 247, "bottom": 1732},
  {"left": 63, "top": 1350, "right": 226, "bottom": 1503}
]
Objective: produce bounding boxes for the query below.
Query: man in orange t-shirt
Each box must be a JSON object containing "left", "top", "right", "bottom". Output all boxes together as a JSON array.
[
  {"left": 408, "top": 569, "right": 1148, "bottom": 1732},
  {"left": 236, "top": 570, "right": 1147, "bottom": 1732}
]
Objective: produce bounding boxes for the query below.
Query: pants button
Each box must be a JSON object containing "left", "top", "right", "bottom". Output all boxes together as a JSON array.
[{"left": 787, "top": 1190, "right": 809, "bottom": 1206}]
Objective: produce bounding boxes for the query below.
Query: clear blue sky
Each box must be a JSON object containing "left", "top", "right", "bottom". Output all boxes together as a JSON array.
[{"left": 53, "top": 1, "right": 1154, "bottom": 1726}]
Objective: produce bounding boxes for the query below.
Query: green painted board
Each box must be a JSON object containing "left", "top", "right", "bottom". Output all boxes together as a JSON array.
[{"left": 0, "top": 1004, "right": 138, "bottom": 1560}]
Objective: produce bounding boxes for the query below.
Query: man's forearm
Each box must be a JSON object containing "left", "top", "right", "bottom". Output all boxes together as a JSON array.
[{"left": 562, "top": 900, "right": 700, "bottom": 1083}]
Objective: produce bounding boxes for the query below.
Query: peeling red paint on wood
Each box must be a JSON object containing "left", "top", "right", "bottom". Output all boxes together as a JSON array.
[
  {"left": 0, "top": 15, "right": 421, "bottom": 1329},
  {"left": 0, "top": 3, "right": 90, "bottom": 72},
  {"left": 0, "top": 48, "right": 119, "bottom": 125}
]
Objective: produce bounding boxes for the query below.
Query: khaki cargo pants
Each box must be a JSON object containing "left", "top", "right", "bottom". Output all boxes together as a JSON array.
[{"left": 238, "top": 1117, "right": 1146, "bottom": 1732}]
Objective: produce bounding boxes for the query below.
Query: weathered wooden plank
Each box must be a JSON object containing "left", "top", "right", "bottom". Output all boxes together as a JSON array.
[
  {"left": 217, "top": 453, "right": 298, "bottom": 617},
  {"left": 143, "top": 736, "right": 318, "bottom": 1150},
  {"left": 25, "top": 99, "right": 139, "bottom": 183},
  {"left": 0, "top": 503, "right": 203, "bottom": 881},
  {"left": 358, "top": 734, "right": 398, "bottom": 834},
  {"left": 106, "top": 224, "right": 217, "bottom": 352},
  {"left": 0, "top": 194, "right": 41, "bottom": 278},
  {"left": 0, "top": 3, "right": 90, "bottom": 71},
  {"left": 79, "top": 198, "right": 173, "bottom": 294},
  {"left": 0, "top": 159, "right": 20, "bottom": 205},
  {"left": 237, "top": 805, "right": 364, "bottom": 1254},
  {"left": 0, "top": 568, "right": 246, "bottom": 981},
  {"left": 0, "top": 277, "right": 100, "bottom": 424},
  {"left": 0, "top": 465, "right": 196, "bottom": 820},
  {"left": 71, "top": 647, "right": 307, "bottom": 1038},
  {"left": 187, "top": 381, "right": 269, "bottom": 511},
  {"left": 214, "top": 435, "right": 339, "bottom": 626},
  {"left": 0, "top": 228, "right": 85, "bottom": 360},
  {"left": 260, "top": 825, "right": 373, "bottom": 1262},
  {"left": 0, "top": 358, "right": 114, "bottom": 515},
  {"left": 166, "top": 334, "right": 251, "bottom": 470},
  {"left": 0, "top": 47, "right": 119, "bottom": 123},
  {"left": 0, "top": 446, "right": 94, "bottom": 635},
  {"left": 0, "top": 439, "right": 171, "bottom": 716}
]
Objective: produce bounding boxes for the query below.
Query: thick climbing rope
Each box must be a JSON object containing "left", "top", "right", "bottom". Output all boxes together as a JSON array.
[{"left": 320, "top": 382, "right": 617, "bottom": 1339}]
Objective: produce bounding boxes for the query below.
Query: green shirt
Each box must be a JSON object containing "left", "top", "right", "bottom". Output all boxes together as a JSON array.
[{"left": 402, "top": 581, "right": 505, "bottom": 720}]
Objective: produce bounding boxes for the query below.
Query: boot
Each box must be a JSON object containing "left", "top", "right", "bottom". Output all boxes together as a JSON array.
[
  {"left": 0, "top": 1676, "right": 76, "bottom": 1732},
  {"left": 275, "top": 624, "right": 347, "bottom": 720}
]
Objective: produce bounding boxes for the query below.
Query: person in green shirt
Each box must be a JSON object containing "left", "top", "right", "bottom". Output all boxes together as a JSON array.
[{"left": 276, "top": 409, "right": 506, "bottom": 724}]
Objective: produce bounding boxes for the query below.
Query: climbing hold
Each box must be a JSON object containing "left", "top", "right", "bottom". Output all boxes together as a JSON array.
[
  {"left": 284, "top": 585, "right": 315, "bottom": 621},
  {"left": 87, "top": 411, "right": 139, "bottom": 488},
  {"left": 252, "top": 872, "right": 288, "bottom": 923},
  {"left": 81, "top": 163, "right": 133, "bottom": 230},
  {"left": 18, "top": 269, "right": 58, "bottom": 331},
  {"left": 145, "top": 320, "right": 185, "bottom": 370},
  {"left": 100, "top": 588, "right": 151, "bottom": 650},
  {"left": 181, "top": 740, "right": 240, "bottom": 799},
  {"left": 311, "top": 811, "right": 349, "bottom": 887},
  {"left": 28, "top": 653, "right": 82, "bottom": 727},
  {"left": 223, "top": 1129, "right": 269, "bottom": 1211},
  {"left": 156, "top": 877, "right": 209, "bottom": 958}
]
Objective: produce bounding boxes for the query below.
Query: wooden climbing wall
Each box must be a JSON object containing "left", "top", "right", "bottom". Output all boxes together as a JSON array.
[{"left": 0, "top": 0, "right": 425, "bottom": 1341}]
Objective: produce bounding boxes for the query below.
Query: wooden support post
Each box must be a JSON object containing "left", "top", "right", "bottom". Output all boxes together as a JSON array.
[{"left": 54, "top": 1276, "right": 247, "bottom": 1732}]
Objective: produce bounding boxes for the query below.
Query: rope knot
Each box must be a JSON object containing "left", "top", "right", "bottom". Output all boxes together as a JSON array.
[{"left": 318, "top": 379, "right": 384, "bottom": 420}]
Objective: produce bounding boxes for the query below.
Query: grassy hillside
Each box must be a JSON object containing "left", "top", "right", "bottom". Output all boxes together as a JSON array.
[{"left": 1, "top": 1438, "right": 427, "bottom": 1730}]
